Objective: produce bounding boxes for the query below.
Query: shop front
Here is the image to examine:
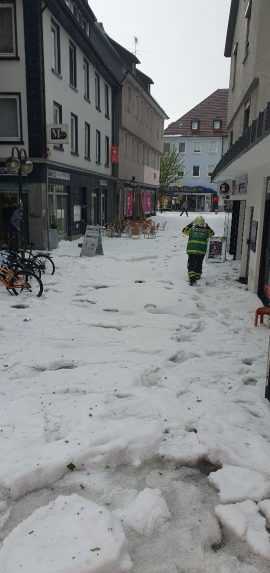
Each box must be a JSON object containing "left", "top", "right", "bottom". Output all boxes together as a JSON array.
[{"left": 0, "top": 184, "right": 29, "bottom": 247}]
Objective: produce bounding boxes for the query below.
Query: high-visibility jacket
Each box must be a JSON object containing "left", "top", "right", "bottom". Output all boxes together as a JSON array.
[{"left": 183, "top": 223, "right": 214, "bottom": 255}]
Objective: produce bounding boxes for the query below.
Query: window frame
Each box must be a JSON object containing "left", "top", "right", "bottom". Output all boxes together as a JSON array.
[
  {"left": 179, "top": 141, "right": 186, "bottom": 153},
  {"left": 69, "top": 41, "right": 77, "bottom": 89},
  {"left": 95, "top": 73, "right": 101, "bottom": 111},
  {"left": 191, "top": 119, "right": 200, "bottom": 131},
  {"left": 51, "top": 19, "right": 61, "bottom": 75},
  {"left": 83, "top": 58, "right": 90, "bottom": 101},
  {"left": 96, "top": 129, "right": 101, "bottom": 164},
  {"left": 244, "top": 0, "right": 252, "bottom": 62},
  {"left": 192, "top": 165, "right": 200, "bottom": 178},
  {"left": 105, "top": 135, "right": 110, "bottom": 167},
  {"left": 70, "top": 113, "right": 78, "bottom": 155},
  {"left": 105, "top": 84, "right": 110, "bottom": 119},
  {"left": 232, "top": 42, "right": 238, "bottom": 90},
  {"left": 213, "top": 119, "right": 222, "bottom": 130},
  {"left": 193, "top": 141, "right": 201, "bottom": 153},
  {"left": 209, "top": 141, "right": 219, "bottom": 154},
  {"left": 0, "top": 1, "right": 18, "bottom": 59},
  {"left": 0, "top": 92, "right": 22, "bottom": 143},
  {"left": 84, "top": 121, "right": 91, "bottom": 161}
]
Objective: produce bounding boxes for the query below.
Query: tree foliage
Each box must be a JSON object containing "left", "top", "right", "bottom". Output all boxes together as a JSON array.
[{"left": 159, "top": 149, "right": 184, "bottom": 188}]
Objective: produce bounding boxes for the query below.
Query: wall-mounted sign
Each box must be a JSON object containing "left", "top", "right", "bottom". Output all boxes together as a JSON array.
[
  {"left": 48, "top": 169, "right": 70, "bottom": 181},
  {"left": 47, "top": 124, "right": 69, "bottom": 145},
  {"left": 111, "top": 145, "right": 119, "bottom": 164},
  {"left": 220, "top": 182, "right": 230, "bottom": 195},
  {"left": 207, "top": 237, "right": 226, "bottom": 262}
]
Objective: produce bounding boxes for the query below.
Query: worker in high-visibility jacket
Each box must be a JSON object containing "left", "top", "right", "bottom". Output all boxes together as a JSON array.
[{"left": 182, "top": 216, "right": 214, "bottom": 285}]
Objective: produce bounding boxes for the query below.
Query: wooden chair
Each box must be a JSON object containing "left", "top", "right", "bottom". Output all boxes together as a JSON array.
[{"left": 255, "top": 306, "right": 270, "bottom": 327}]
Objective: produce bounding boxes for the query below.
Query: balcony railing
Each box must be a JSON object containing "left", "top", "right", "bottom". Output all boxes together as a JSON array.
[{"left": 212, "top": 101, "right": 270, "bottom": 179}]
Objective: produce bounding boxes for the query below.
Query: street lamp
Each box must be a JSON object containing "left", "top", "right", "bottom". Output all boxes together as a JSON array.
[{"left": 6, "top": 147, "right": 33, "bottom": 204}]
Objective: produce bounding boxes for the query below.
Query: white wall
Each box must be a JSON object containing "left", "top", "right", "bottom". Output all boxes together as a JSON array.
[
  {"left": 0, "top": 0, "right": 29, "bottom": 158},
  {"left": 42, "top": 8, "right": 112, "bottom": 175},
  {"left": 163, "top": 135, "right": 224, "bottom": 191},
  {"left": 239, "top": 165, "right": 270, "bottom": 292}
]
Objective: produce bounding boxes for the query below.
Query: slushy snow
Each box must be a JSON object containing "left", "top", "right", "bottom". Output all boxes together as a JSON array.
[
  {"left": 0, "top": 212, "right": 270, "bottom": 571},
  {"left": 0, "top": 495, "right": 132, "bottom": 573}
]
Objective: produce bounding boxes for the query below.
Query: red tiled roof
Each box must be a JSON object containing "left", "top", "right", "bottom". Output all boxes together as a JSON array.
[{"left": 165, "top": 89, "right": 229, "bottom": 137}]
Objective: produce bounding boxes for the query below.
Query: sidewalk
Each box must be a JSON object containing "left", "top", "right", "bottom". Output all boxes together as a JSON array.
[{"left": 0, "top": 213, "right": 269, "bottom": 573}]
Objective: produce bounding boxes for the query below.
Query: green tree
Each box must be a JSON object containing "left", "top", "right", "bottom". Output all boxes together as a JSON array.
[{"left": 159, "top": 149, "right": 184, "bottom": 188}]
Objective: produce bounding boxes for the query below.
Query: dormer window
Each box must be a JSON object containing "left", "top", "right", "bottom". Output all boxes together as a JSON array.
[
  {"left": 191, "top": 120, "right": 200, "bottom": 131},
  {"left": 213, "top": 119, "right": 222, "bottom": 130}
]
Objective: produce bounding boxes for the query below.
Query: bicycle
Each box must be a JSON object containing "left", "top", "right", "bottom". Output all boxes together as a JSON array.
[{"left": 0, "top": 266, "right": 43, "bottom": 297}]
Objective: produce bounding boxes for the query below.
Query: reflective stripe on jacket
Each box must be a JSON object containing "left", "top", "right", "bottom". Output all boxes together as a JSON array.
[{"left": 183, "top": 224, "right": 214, "bottom": 255}]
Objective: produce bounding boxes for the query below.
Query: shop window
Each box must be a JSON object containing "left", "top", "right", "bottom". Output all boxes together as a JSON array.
[
  {"left": 0, "top": 2, "right": 16, "bottom": 57},
  {"left": 48, "top": 184, "right": 67, "bottom": 235},
  {"left": 0, "top": 94, "right": 21, "bottom": 141}
]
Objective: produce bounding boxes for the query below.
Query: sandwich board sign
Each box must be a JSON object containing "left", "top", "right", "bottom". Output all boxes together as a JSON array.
[
  {"left": 80, "top": 225, "right": 104, "bottom": 257},
  {"left": 207, "top": 236, "right": 226, "bottom": 263}
]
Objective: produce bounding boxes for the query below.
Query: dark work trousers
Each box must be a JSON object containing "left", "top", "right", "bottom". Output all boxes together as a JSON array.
[
  {"left": 187, "top": 254, "right": 205, "bottom": 283},
  {"left": 180, "top": 209, "right": 188, "bottom": 216}
]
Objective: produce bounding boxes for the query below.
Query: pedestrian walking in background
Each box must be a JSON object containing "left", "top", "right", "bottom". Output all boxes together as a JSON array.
[
  {"left": 180, "top": 199, "right": 189, "bottom": 217},
  {"left": 182, "top": 216, "right": 214, "bottom": 285},
  {"left": 8, "top": 204, "right": 23, "bottom": 249}
]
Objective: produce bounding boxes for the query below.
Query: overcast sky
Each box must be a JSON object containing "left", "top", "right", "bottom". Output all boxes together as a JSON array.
[{"left": 90, "top": 0, "right": 231, "bottom": 125}]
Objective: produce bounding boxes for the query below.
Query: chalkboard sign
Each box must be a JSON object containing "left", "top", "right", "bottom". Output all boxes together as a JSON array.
[
  {"left": 80, "top": 225, "right": 104, "bottom": 257},
  {"left": 207, "top": 237, "right": 226, "bottom": 262}
]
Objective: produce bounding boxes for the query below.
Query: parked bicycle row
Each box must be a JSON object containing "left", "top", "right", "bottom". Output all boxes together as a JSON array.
[{"left": 0, "top": 246, "right": 55, "bottom": 298}]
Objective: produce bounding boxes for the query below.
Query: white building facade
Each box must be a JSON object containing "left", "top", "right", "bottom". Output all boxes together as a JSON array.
[
  {"left": 164, "top": 90, "right": 228, "bottom": 212},
  {"left": 213, "top": 0, "right": 270, "bottom": 304}
]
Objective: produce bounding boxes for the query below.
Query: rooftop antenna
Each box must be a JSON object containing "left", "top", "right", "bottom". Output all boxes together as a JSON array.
[{"left": 134, "top": 36, "right": 138, "bottom": 56}]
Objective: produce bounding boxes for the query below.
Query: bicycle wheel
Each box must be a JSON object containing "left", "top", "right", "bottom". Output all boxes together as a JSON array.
[
  {"left": 11, "top": 270, "right": 43, "bottom": 298},
  {"left": 32, "top": 254, "right": 55, "bottom": 275}
]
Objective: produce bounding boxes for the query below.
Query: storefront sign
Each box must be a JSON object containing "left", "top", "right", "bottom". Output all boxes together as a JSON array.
[
  {"left": 111, "top": 145, "right": 119, "bottom": 165},
  {"left": 47, "top": 124, "right": 69, "bottom": 145},
  {"left": 80, "top": 225, "right": 103, "bottom": 257},
  {"left": 207, "top": 237, "right": 226, "bottom": 262},
  {"left": 48, "top": 170, "right": 70, "bottom": 182},
  {"left": 220, "top": 182, "right": 230, "bottom": 196}
]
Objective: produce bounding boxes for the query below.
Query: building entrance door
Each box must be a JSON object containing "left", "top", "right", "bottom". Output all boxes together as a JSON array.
[
  {"left": 259, "top": 198, "right": 270, "bottom": 304},
  {"left": 245, "top": 206, "right": 254, "bottom": 281}
]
